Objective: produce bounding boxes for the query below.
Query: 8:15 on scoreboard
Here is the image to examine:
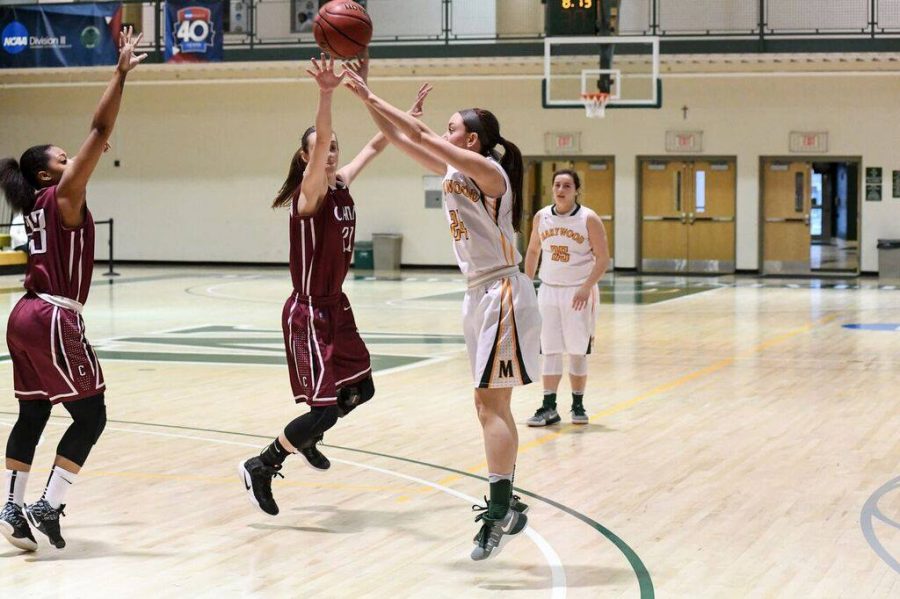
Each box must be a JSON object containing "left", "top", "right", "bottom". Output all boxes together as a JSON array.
[{"left": 545, "top": 0, "right": 600, "bottom": 36}]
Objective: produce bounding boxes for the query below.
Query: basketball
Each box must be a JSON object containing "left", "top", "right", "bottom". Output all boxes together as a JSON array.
[{"left": 313, "top": 1, "right": 373, "bottom": 59}]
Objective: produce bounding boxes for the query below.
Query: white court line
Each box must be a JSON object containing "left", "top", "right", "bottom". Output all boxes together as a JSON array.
[{"left": 0, "top": 420, "right": 567, "bottom": 598}]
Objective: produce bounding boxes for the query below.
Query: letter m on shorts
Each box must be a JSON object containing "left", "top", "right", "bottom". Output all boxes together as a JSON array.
[{"left": 498, "top": 360, "right": 514, "bottom": 378}]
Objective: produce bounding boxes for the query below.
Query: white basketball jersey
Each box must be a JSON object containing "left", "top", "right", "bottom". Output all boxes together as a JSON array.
[
  {"left": 536, "top": 203, "right": 596, "bottom": 286},
  {"left": 442, "top": 159, "right": 520, "bottom": 280}
]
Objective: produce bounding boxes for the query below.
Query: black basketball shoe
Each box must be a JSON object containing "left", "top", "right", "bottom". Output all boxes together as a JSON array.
[
  {"left": 0, "top": 501, "right": 38, "bottom": 551},
  {"left": 238, "top": 457, "right": 284, "bottom": 516},
  {"left": 25, "top": 499, "right": 66, "bottom": 549},
  {"left": 299, "top": 444, "right": 331, "bottom": 471}
]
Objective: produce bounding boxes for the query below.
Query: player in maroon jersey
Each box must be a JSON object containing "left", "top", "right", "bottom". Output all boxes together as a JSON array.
[
  {"left": 238, "top": 53, "right": 430, "bottom": 516},
  {"left": 0, "top": 27, "right": 146, "bottom": 552}
]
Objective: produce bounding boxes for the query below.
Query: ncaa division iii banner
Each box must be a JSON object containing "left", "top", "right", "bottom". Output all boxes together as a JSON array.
[
  {"left": 1, "top": 3, "right": 122, "bottom": 69},
  {"left": 165, "top": 0, "right": 224, "bottom": 63}
]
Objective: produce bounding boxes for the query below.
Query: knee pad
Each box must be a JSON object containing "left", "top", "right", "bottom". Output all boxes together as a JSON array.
[
  {"left": 337, "top": 375, "right": 375, "bottom": 417},
  {"left": 284, "top": 404, "right": 339, "bottom": 449},
  {"left": 542, "top": 354, "right": 563, "bottom": 376},
  {"left": 568, "top": 354, "right": 588, "bottom": 376},
  {"left": 5, "top": 400, "right": 52, "bottom": 465},
  {"left": 57, "top": 394, "right": 106, "bottom": 466}
]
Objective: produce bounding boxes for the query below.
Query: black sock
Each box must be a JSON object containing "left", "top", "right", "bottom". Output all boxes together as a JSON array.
[
  {"left": 260, "top": 438, "right": 290, "bottom": 467},
  {"left": 542, "top": 392, "right": 557, "bottom": 410},
  {"left": 487, "top": 479, "right": 512, "bottom": 519},
  {"left": 572, "top": 391, "right": 584, "bottom": 408}
]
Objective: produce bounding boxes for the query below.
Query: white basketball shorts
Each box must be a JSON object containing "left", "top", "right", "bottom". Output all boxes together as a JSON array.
[
  {"left": 462, "top": 272, "right": 541, "bottom": 388},
  {"left": 537, "top": 283, "right": 599, "bottom": 355}
]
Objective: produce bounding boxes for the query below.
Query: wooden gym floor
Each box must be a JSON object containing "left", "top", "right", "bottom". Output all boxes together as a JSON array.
[{"left": 0, "top": 265, "right": 898, "bottom": 597}]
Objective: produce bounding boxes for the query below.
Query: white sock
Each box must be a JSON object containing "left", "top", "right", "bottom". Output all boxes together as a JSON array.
[
  {"left": 5, "top": 470, "right": 29, "bottom": 507},
  {"left": 487, "top": 473, "right": 513, "bottom": 484},
  {"left": 42, "top": 466, "right": 77, "bottom": 509}
]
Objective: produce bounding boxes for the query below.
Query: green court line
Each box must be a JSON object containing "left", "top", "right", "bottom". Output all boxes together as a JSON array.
[{"left": 0, "top": 411, "right": 654, "bottom": 598}]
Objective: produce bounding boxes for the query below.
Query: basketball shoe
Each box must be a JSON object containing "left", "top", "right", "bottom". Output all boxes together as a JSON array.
[
  {"left": 571, "top": 404, "right": 589, "bottom": 424},
  {"left": 300, "top": 436, "right": 330, "bottom": 471},
  {"left": 238, "top": 457, "right": 283, "bottom": 516},
  {"left": 526, "top": 406, "right": 561, "bottom": 427},
  {"left": 470, "top": 501, "right": 528, "bottom": 561},
  {"left": 0, "top": 501, "right": 37, "bottom": 551},
  {"left": 25, "top": 499, "right": 65, "bottom": 549}
]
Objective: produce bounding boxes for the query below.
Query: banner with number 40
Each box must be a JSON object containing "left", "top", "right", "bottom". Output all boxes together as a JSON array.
[{"left": 165, "top": 0, "right": 223, "bottom": 63}]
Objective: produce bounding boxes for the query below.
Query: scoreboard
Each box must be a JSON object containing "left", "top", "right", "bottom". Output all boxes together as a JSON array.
[{"left": 545, "top": 0, "right": 600, "bottom": 37}]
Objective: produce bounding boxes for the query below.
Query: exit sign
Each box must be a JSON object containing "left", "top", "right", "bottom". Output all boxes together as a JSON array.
[
  {"left": 790, "top": 131, "right": 828, "bottom": 153},
  {"left": 666, "top": 130, "right": 703, "bottom": 153},
  {"left": 545, "top": 131, "right": 581, "bottom": 154}
]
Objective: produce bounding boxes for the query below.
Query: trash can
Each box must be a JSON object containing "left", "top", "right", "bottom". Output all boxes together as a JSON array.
[
  {"left": 353, "top": 240, "right": 373, "bottom": 271},
  {"left": 372, "top": 233, "right": 402, "bottom": 278},
  {"left": 877, "top": 239, "right": 900, "bottom": 279}
]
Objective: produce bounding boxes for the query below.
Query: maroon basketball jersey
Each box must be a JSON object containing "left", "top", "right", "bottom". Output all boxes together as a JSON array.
[
  {"left": 23, "top": 185, "right": 96, "bottom": 304},
  {"left": 289, "top": 182, "right": 355, "bottom": 297}
]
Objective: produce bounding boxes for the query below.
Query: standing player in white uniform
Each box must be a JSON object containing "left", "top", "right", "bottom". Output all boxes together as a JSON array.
[
  {"left": 343, "top": 69, "right": 540, "bottom": 561},
  {"left": 524, "top": 169, "right": 610, "bottom": 426}
]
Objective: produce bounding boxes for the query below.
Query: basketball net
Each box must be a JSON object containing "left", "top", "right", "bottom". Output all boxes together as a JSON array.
[{"left": 581, "top": 92, "right": 610, "bottom": 119}]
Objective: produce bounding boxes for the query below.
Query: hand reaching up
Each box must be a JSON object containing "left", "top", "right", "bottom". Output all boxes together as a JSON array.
[
  {"left": 306, "top": 53, "right": 346, "bottom": 93},
  {"left": 409, "top": 83, "right": 432, "bottom": 117},
  {"left": 117, "top": 26, "right": 148, "bottom": 73}
]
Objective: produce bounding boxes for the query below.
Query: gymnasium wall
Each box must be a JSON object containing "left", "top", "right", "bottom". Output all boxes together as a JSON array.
[{"left": 1, "top": 70, "right": 899, "bottom": 271}]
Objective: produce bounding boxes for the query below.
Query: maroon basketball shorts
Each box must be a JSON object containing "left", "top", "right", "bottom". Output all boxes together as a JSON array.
[
  {"left": 282, "top": 292, "right": 371, "bottom": 407},
  {"left": 6, "top": 294, "right": 105, "bottom": 403}
]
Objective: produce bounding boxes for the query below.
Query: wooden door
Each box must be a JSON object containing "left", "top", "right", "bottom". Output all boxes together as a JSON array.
[
  {"left": 687, "top": 160, "right": 736, "bottom": 273},
  {"left": 763, "top": 160, "right": 811, "bottom": 274},
  {"left": 641, "top": 160, "right": 689, "bottom": 272}
]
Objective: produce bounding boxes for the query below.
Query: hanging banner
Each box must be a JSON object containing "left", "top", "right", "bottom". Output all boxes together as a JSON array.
[
  {"left": 1, "top": 3, "right": 122, "bottom": 69},
  {"left": 165, "top": 0, "right": 223, "bottom": 63}
]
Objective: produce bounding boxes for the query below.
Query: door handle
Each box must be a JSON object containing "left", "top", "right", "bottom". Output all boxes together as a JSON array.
[
  {"left": 680, "top": 213, "right": 688, "bottom": 224},
  {"left": 804, "top": 213, "right": 810, "bottom": 226},
  {"left": 688, "top": 212, "right": 695, "bottom": 224}
]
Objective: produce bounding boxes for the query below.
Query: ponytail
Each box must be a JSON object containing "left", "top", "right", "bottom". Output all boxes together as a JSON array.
[
  {"left": 0, "top": 144, "right": 52, "bottom": 214},
  {"left": 497, "top": 137, "right": 524, "bottom": 233},
  {"left": 272, "top": 126, "right": 315, "bottom": 209},
  {"left": 460, "top": 108, "right": 524, "bottom": 232}
]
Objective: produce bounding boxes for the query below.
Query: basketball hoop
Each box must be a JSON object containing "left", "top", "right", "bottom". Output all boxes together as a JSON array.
[{"left": 581, "top": 92, "right": 610, "bottom": 119}]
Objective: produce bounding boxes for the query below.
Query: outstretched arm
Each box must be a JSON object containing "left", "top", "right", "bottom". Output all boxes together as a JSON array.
[
  {"left": 351, "top": 82, "right": 445, "bottom": 176},
  {"left": 344, "top": 70, "right": 505, "bottom": 196},
  {"left": 57, "top": 26, "right": 146, "bottom": 228},
  {"left": 338, "top": 57, "right": 440, "bottom": 184},
  {"left": 297, "top": 54, "right": 345, "bottom": 216}
]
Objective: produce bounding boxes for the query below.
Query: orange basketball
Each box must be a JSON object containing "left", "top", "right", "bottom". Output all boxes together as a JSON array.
[{"left": 313, "top": 1, "right": 373, "bottom": 59}]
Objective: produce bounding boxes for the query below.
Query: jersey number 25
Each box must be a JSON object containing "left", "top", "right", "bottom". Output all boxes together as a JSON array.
[{"left": 550, "top": 245, "right": 570, "bottom": 263}]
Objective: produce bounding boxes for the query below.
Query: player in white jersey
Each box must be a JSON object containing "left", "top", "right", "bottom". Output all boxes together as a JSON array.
[
  {"left": 344, "top": 70, "right": 538, "bottom": 561},
  {"left": 524, "top": 169, "right": 610, "bottom": 426}
]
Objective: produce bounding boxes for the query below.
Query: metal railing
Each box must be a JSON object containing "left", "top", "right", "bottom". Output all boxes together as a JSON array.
[
  {"left": 625, "top": 0, "right": 900, "bottom": 37},
  {"left": 2, "top": 0, "right": 899, "bottom": 60}
]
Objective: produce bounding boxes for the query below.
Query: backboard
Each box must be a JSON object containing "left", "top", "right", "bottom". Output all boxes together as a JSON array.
[{"left": 543, "top": 36, "right": 661, "bottom": 111}]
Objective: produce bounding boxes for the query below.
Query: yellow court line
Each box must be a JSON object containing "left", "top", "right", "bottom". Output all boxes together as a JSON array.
[{"left": 442, "top": 313, "right": 840, "bottom": 482}]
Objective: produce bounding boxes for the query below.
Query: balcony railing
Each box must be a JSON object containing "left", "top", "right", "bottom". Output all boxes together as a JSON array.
[{"left": 2, "top": 0, "right": 898, "bottom": 62}]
